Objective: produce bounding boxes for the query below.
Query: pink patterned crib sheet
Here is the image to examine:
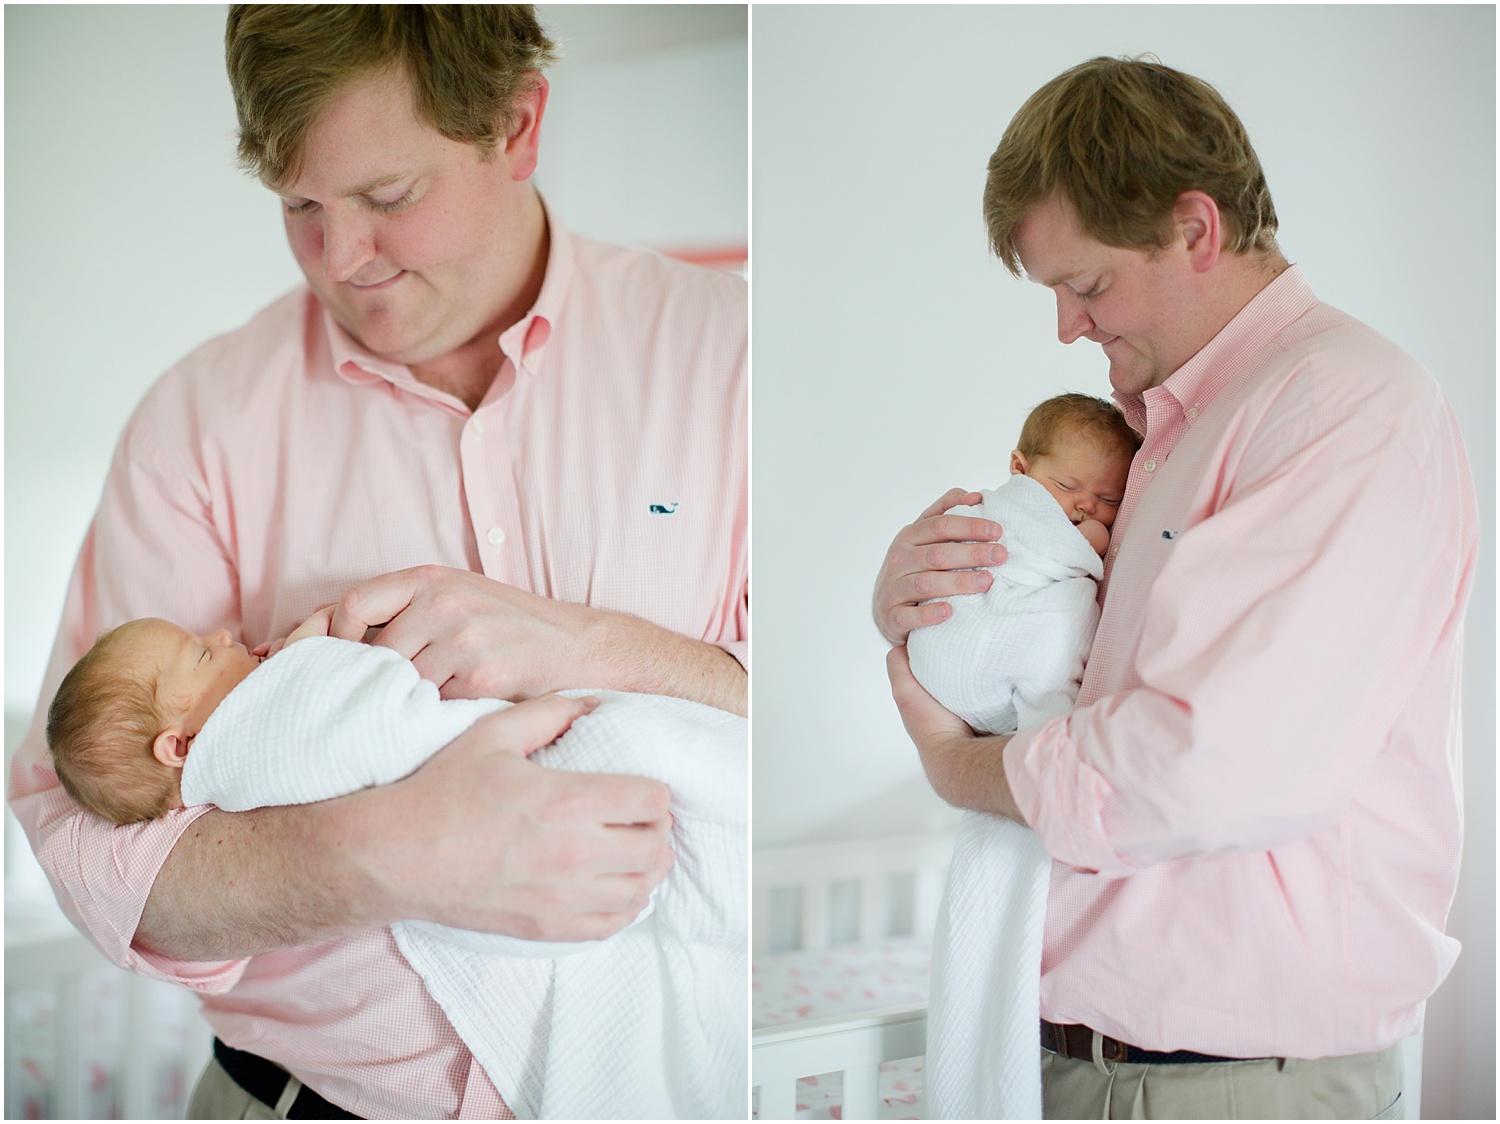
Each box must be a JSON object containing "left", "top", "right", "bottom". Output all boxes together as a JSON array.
[{"left": 753, "top": 937, "right": 930, "bottom": 1119}]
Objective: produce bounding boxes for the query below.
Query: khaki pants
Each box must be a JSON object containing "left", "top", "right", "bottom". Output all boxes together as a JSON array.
[
  {"left": 187, "top": 1055, "right": 305, "bottom": 1120},
  {"left": 1041, "top": 1038, "right": 1405, "bottom": 1120}
]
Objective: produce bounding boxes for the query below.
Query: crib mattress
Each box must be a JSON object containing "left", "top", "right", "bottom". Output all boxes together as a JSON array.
[
  {"left": 752, "top": 935, "right": 930, "bottom": 1027},
  {"left": 753, "top": 937, "right": 929, "bottom": 1119}
]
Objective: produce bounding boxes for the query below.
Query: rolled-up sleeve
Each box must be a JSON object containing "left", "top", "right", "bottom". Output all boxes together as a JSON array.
[
  {"left": 8, "top": 397, "right": 251, "bottom": 991},
  {"left": 1005, "top": 388, "right": 1473, "bottom": 876}
]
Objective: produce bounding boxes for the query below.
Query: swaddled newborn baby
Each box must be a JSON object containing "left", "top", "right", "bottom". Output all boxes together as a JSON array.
[
  {"left": 906, "top": 393, "right": 1139, "bottom": 734},
  {"left": 47, "top": 607, "right": 747, "bottom": 1119}
]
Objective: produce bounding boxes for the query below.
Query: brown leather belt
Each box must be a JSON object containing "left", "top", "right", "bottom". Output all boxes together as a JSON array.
[{"left": 1041, "top": 1019, "right": 1272, "bottom": 1066}]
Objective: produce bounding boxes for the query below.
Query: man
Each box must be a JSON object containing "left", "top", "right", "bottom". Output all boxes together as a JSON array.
[
  {"left": 9, "top": 6, "right": 746, "bottom": 1119},
  {"left": 873, "top": 57, "right": 1473, "bottom": 1119}
]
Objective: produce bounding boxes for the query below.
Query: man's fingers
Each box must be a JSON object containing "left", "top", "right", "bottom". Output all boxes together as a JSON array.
[
  {"left": 577, "top": 771, "right": 674, "bottom": 827},
  {"left": 907, "top": 512, "right": 1003, "bottom": 548},
  {"left": 328, "top": 567, "right": 427, "bottom": 641},
  {"left": 918, "top": 488, "right": 985, "bottom": 520},
  {"left": 887, "top": 645, "right": 971, "bottom": 743},
  {"left": 480, "top": 694, "right": 601, "bottom": 757}
]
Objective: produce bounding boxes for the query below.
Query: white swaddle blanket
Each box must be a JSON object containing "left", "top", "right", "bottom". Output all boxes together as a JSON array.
[
  {"left": 906, "top": 472, "right": 1103, "bottom": 736},
  {"left": 181, "top": 636, "right": 747, "bottom": 1120},
  {"left": 907, "top": 475, "right": 1102, "bottom": 1119}
]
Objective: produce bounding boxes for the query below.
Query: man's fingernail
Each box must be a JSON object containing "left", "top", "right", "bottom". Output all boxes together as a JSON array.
[{"left": 990, "top": 546, "right": 1006, "bottom": 563}]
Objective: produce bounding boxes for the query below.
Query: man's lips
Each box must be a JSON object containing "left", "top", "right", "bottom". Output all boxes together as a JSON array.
[{"left": 349, "top": 271, "right": 406, "bottom": 291}]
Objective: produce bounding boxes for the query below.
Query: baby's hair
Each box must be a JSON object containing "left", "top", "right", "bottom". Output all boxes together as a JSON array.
[
  {"left": 46, "top": 626, "right": 176, "bottom": 823},
  {"left": 1017, "top": 392, "right": 1142, "bottom": 460}
]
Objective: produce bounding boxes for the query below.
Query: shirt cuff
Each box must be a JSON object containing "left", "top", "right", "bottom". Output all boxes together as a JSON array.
[
  {"left": 1003, "top": 718, "right": 1134, "bottom": 878},
  {"left": 41, "top": 797, "right": 251, "bottom": 993},
  {"left": 717, "top": 639, "right": 748, "bottom": 672}
]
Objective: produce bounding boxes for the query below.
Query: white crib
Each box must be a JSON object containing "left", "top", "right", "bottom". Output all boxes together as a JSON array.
[
  {"left": 5, "top": 810, "right": 214, "bottom": 1123},
  {"left": 752, "top": 831, "right": 955, "bottom": 1120}
]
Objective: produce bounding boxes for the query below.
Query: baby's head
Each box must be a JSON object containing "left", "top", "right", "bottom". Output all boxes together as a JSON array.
[
  {"left": 1010, "top": 393, "right": 1141, "bottom": 554},
  {"left": 47, "top": 619, "right": 261, "bottom": 823}
]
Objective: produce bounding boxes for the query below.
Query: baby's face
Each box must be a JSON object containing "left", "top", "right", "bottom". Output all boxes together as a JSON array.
[
  {"left": 1011, "top": 441, "right": 1132, "bottom": 529},
  {"left": 115, "top": 619, "right": 262, "bottom": 735}
]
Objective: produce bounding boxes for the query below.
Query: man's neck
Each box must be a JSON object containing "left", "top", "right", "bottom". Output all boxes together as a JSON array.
[
  {"left": 1204, "top": 248, "right": 1290, "bottom": 340},
  {"left": 410, "top": 191, "right": 550, "bottom": 412}
]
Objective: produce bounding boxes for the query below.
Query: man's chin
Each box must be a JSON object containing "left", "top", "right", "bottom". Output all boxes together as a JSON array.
[{"left": 329, "top": 309, "right": 434, "bottom": 366}]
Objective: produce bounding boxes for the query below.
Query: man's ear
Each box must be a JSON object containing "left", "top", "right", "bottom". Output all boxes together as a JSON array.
[
  {"left": 1174, "top": 190, "right": 1222, "bottom": 274},
  {"left": 502, "top": 74, "right": 549, "bottom": 182},
  {"left": 1009, "top": 450, "right": 1029, "bottom": 476},
  {"left": 153, "top": 729, "right": 191, "bottom": 770}
]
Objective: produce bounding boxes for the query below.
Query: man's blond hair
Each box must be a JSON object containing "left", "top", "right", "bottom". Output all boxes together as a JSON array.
[
  {"left": 226, "top": 4, "right": 557, "bottom": 190},
  {"left": 984, "top": 56, "right": 1279, "bottom": 276}
]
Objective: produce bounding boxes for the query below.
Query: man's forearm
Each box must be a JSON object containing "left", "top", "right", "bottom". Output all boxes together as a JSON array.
[
  {"left": 918, "top": 730, "right": 1028, "bottom": 824},
  {"left": 592, "top": 612, "right": 747, "bottom": 716},
  {"left": 134, "top": 795, "right": 385, "bottom": 961}
]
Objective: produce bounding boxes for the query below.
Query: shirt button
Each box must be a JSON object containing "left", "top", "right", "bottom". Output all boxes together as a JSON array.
[
  {"left": 1186, "top": 407, "right": 1200, "bottom": 420},
  {"left": 470, "top": 415, "right": 486, "bottom": 435},
  {"left": 1144, "top": 458, "right": 1157, "bottom": 473},
  {"left": 487, "top": 527, "right": 506, "bottom": 548},
  {"left": 1110, "top": 544, "right": 1120, "bottom": 557}
]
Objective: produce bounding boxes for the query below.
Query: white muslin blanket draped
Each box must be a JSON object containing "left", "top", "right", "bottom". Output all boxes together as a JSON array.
[
  {"left": 906, "top": 475, "right": 1102, "bottom": 1119},
  {"left": 180, "top": 636, "right": 747, "bottom": 1120}
]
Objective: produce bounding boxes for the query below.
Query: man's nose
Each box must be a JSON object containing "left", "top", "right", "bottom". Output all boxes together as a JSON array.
[
  {"left": 322, "top": 209, "right": 376, "bottom": 282},
  {"left": 1056, "top": 289, "right": 1093, "bottom": 345}
]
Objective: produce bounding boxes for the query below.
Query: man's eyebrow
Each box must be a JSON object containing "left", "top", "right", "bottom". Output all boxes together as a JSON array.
[
  {"left": 1031, "top": 268, "right": 1086, "bottom": 288},
  {"left": 281, "top": 172, "right": 409, "bottom": 201}
]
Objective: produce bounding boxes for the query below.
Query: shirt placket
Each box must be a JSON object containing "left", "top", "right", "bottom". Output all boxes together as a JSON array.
[
  {"left": 1103, "top": 390, "right": 1184, "bottom": 585},
  {"left": 460, "top": 357, "right": 528, "bottom": 588}
]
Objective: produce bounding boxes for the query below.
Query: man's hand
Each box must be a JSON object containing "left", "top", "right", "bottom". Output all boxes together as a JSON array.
[
  {"left": 352, "top": 694, "right": 671, "bottom": 940},
  {"left": 135, "top": 694, "right": 672, "bottom": 958},
  {"left": 872, "top": 489, "right": 1007, "bottom": 645},
  {"left": 251, "top": 605, "right": 335, "bottom": 659},
  {"left": 886, "top": 644, "right": 1026, "bottom": 824},
  {"left": 328, "top": 565, "right": 745, "bottom": 714}
]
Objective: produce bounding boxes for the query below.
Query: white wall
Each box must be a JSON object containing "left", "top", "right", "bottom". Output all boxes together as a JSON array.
[
  {"left": 751, "top": 6, "right": 1493, "bottom": 1118},
  {"left": 3, "top": 3, "right": 747, "bottom": 717}
]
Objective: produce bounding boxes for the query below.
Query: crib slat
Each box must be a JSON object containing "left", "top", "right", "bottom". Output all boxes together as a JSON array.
[
  {"left": 841, "top": 1061, "right": 882, "bottom": 1119},
  {"left": 914, "top": 865, "right": 946, "bottom": 939},
  {"left": 858, "top": 873, "right": 889, "bottom": 944},
  {"left": 802, "top": 880, "right": 829, "bottom": 950},
  {"left": 757, "top": 1075, "right": 798, "bottom": 1120},
  {"left": 753, "top": 885, "right": 773, "bottom": 956}
]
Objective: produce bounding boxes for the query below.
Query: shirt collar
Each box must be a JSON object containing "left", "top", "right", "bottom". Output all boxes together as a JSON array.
[
  {"left": 324, "top": 195, "right": 575, "bottom": 395},
  {"left": 1114, "top": 264, "right": 1319, "bottom": 431}
]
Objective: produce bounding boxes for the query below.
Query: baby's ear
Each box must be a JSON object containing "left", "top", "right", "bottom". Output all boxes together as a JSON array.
[
  {"left": 1009, "top": 450, "right": 1028, "bottom": 476},
  {"left": 153, "top": 730, "right": 191, "bottom": 770}
]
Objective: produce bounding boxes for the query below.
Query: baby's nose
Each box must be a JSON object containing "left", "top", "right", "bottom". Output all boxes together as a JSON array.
[{"left": 213, "top": 628, "right": 234, "bottom": 646}]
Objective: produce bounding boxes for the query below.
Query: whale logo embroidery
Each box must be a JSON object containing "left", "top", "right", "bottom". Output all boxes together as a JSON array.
[
  {"left": 1161, "top": 529, "right": 1180, "bottom": 540},
  {"left": 649, "top": 502, "right": 680, "bottom": 514}
]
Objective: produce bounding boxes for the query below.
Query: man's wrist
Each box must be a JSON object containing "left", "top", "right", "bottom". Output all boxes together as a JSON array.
[
  {"left": 312, "top": 785, "right": 401, "bottom": 931},
  {"left": 575, "top": 610, "right": 747, "bottom": 715},
  {"left": 919, "top": 729, "right": 1024, "bottom": 822}
]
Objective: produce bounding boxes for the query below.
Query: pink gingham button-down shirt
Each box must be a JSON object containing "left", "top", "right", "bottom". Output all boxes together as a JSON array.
[
  {"left": 8, "top": 208, "right": 747, "bottom": 1118},
  {"left": 1004, "top": 266, "right": 1476, "bottom": 1059}
]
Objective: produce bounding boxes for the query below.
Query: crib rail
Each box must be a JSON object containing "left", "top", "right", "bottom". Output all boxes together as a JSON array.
[
  {"left": 753, "top": 833, "right": 952, "bottom": 955},
  {"left": 754, "top": 1002, "right": 926, "bottom": 1120}
]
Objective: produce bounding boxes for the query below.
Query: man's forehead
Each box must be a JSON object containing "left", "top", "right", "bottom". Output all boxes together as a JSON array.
[
  {"left": 1015, "top": 193, "right": 1098, "bottom": 286},
  {"left": 274, "top": 69, "right": 435, "bottom": 200}
]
